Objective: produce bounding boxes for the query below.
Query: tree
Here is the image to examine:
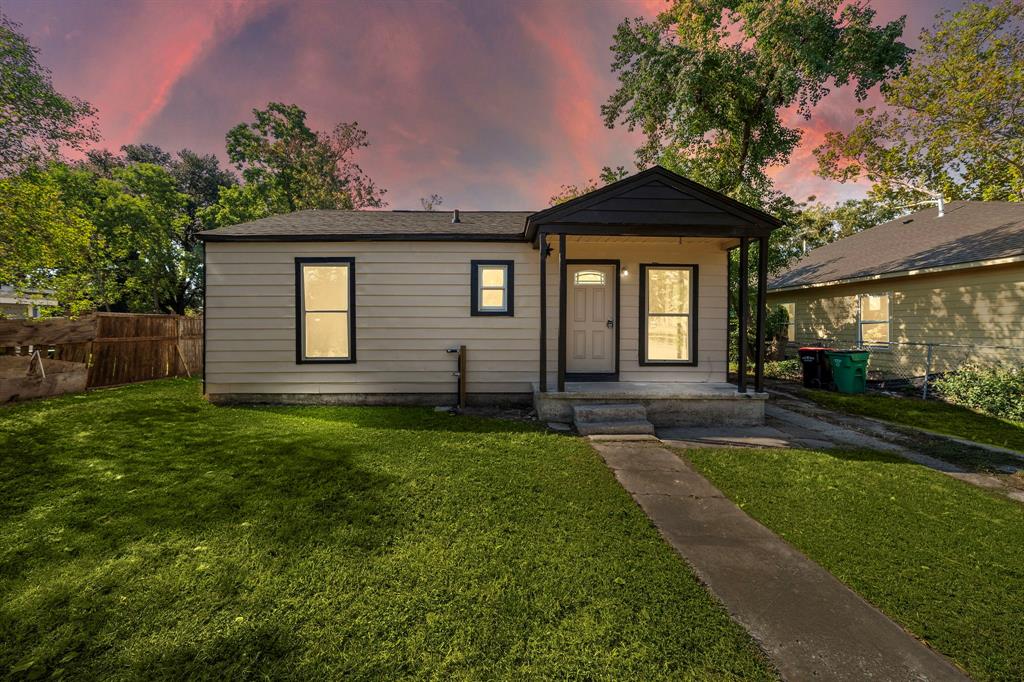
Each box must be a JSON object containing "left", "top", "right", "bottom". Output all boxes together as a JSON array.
[
  {"left": 0, "top": 12, "right": 98, "bottom": 175},
  {"left": 48, "top": 162, "right": 190, "bottom": 313},
  {"left": 420, "top": 194, "right": 443, "bottom": 211},
  {"left": 816, "top": 1, "right": 1024, "bottom": 203},
  {"left": 0, "top": 168, "right": 94, "bottom": 314},
  {"left": 70, "top": 144, "right": 236, "bottom": 312},
  {"left": 601, "top": 0, "right": 909, "bottom": 208},
  {"left": 225, "top": 102, "right": 386, "bottom": 214},
  {"left": 549, "top": 166, "right": 629, "bottom": 205}
]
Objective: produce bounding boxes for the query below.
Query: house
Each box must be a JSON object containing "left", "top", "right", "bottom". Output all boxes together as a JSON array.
[
  {"left": 198, "top": 166, "right": 779, "bottom": 429},
  {"left": 0, "top": 286, "right": 58, "bottom": 319},
  {"left": 767, "top": 201, "right": 1024, "bottom": 379}
]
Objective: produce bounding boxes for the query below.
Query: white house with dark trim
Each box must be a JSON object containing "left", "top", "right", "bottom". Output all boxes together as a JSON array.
[{"left": 198, "top": 167, "right": 777, "bottom": 430}]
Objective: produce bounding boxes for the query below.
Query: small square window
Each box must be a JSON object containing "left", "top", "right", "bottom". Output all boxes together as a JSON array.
[{"left": 471, "top": 261, "right": 514, "bottom": 316}]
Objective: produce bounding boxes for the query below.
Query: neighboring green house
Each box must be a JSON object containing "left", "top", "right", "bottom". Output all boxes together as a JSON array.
[{"left": 766, "top": 201, "right": 1024, "bottom": 379}]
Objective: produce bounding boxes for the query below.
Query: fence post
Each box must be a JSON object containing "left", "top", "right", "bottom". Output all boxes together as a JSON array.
[{"left": 922, "top": 343, "right": 933, "bottom": 399}]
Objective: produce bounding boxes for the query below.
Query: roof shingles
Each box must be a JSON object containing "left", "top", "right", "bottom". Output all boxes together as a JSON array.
[
  {"left": 770, "top": 201, "right": 1024, "bottom": 290},
  {"left": 199, "top": 210, "right": 533, "bottom": 241}
]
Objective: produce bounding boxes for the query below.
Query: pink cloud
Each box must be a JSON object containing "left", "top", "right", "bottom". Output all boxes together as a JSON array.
[{"left": 8, "top": 0, "right": 947, "bottom": 210}]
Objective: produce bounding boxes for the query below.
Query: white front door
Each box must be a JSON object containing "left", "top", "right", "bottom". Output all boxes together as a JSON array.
[{"left": 566, "top": 263, "right": 616, "bottom": 374}]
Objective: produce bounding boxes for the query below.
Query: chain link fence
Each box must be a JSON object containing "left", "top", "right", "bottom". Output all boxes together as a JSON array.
[{"left": 782, "top": 339, "right": 1024, "bottom": 398}]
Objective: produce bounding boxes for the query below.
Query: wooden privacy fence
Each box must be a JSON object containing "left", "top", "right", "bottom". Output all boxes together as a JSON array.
[{"left": 0, "top": 313, "right": 202, "bottom": 388}]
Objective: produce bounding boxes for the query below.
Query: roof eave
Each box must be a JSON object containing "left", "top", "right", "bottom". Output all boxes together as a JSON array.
[{"left": 199, "top": 232, "right": 528, "bottom": 243}]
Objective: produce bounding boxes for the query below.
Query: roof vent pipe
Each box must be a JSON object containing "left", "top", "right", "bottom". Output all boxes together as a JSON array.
[
  {"left": 937, "top": 196, "right": 945, "bottom": 218},
  {"left": 452, "top": 209, "right": 461, "bottom": 224}
]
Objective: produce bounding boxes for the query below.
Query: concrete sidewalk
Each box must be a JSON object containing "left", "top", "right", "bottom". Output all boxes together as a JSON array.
[{"left": 594, "top": 441, "right": 968, "bottom": 682}]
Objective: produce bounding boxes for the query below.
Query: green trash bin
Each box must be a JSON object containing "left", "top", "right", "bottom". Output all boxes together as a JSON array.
[{"left": 825, "top": 350, "right": 869, "bottom": 394}]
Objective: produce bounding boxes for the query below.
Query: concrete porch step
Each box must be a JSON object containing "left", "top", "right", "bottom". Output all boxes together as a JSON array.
[
  {"left": 573, "top": 403, "right": 647, "bottom": 423},
  {"left": 576, "top": 420, "right": 657, "bottom": 436}
]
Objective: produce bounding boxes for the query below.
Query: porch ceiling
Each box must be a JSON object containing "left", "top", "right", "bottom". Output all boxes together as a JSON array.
[{"left": 561, "top": 235, "right": 739, "bottom": 247}]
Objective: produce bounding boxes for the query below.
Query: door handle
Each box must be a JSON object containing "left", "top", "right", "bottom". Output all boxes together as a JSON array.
[{"left": 606, "top": 319, "right": 614, "bottom": 328}]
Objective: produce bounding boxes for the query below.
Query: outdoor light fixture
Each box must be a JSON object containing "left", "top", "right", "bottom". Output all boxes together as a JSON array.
[{"left": 621, "top": 268, "right": 630, "bottom": 277}]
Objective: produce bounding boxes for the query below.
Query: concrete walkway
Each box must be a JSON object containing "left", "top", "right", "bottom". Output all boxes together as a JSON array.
[{"left": 594, "top": 441, "right": 968, "bottom": 681}]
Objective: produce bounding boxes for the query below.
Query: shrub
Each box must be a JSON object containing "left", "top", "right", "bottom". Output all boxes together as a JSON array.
[
  {"left": 764, "top": 358, "right": 801, "bottom": 381},
  {"left": 933, "top": 364, "right": 1024, "bottom": 422}
]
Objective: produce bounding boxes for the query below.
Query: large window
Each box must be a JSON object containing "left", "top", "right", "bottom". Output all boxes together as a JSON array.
[
  {"left": 295, "top": 257, "right": 355, "bottom": 363},
  {"left": 470, "top": 260, "right": 514, "bottom": 316},
  {"left": 640, "top": 264, "right": 697, "bottom": 365},
  {"left": 778, "top": 302, "right": 795, "bottom": 342},
  {"left": 858, "top": 292, "right": 890, "bottom": 347}
]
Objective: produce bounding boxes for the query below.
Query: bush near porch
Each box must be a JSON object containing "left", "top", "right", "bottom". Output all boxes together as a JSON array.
[{"left": 0, "top": 379, "right": 775, "bottom": 680}]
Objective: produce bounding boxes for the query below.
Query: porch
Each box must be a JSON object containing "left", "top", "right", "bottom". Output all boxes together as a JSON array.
[
  {"left": 533, "top": 381, "right": 767, "bottom": 427},
  {"left": 525, "top": 167, "right": 778, "bottom": 428}
]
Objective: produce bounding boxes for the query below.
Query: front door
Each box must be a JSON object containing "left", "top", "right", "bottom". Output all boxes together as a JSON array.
[{"left": 566, "top": 263, "right": 616, "bottom": 374}]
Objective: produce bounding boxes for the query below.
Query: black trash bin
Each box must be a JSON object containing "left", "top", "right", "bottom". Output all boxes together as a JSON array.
[{"left": 798, "top": 346, "right": 834, "bottom": 388}]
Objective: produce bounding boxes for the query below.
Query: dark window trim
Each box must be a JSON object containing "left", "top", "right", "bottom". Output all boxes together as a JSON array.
[
  {"left": 470, "top": 260, "right": 515, "bottom": 316},
  {"left": 565, "top": 259, "right": 620, "bottom": 379},
  {"left": 295, "top": 256, "right": 357, "bottom": 364},
  {"left": 639, "top": 263, "right": 699, "bottom": 367}
]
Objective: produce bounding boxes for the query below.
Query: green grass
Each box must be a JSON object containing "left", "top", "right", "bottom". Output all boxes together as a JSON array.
[
  {"left": 686, "top": 447, "right": 1024, "bottom": 682},
  {"left": 799, "top": 389, "right": 1024, "bottom": 454},
  {"left": 0, "top": 379, "right": 775, "bottom": 680}
]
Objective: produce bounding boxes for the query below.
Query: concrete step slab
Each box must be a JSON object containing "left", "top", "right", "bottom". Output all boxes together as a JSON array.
[
  {"left": 576, "top": 419, "right": 656, "bottom": 436},
  {"left": 572, "top": 402, "right": 648, "bottom": 423}
]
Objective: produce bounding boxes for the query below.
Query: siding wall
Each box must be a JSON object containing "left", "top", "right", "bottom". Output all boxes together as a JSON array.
[
  {"left": 205, "top": 237, "right": 732, "bottom": 397},
  {"left": 766, "top": 261, "right": 1024, "bottom": 376}
]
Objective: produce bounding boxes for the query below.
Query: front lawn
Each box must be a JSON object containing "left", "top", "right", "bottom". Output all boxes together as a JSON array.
[
  {"left": 0, "top": 379, "right": 775, "bottom": 680},
  {"left": 686, "top": 447, "right": 1024, "bottom": 682},
  {"left": 799, "top": 389, "right": 1024, "bottom": 454}
]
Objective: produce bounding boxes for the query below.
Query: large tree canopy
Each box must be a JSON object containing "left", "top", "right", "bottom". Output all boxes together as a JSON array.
[
  {"left": 225, "top": 102, "right": 386, "bottom": 214},
  {"left": 0, "top": 168, "right": 94, "bottom": 313},
  {"left": 602, "top": 0, "right": 909, "bottom": 207},
  {"left": 816, "top": 1, "right": 1024, "bottom": 204},
  {"left": 0, "top": 13, "right": 98, "bottom": 175}
]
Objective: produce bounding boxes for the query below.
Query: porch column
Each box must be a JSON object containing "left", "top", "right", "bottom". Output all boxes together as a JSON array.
[
  {"left": 754, "top": 235, "right": 768, "bottom": 393},
  {"left": 557, "top": 233, "right": 567, "bottom": 392},
  {"left": 737, "top": 237, "right": 749, "bottom": 393},
  {"left": 538, "top": 232, "right": 547, "bottom": 392}
]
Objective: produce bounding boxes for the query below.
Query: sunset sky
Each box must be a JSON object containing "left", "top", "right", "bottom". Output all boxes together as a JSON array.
[{"left": 10, "top": 0, "right": 959, "bottom": 210}]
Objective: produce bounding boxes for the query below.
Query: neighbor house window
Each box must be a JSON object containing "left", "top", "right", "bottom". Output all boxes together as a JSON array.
[
  {"left": 295, "top": 257, "right": 356, "bottom": 363},
  {"left": 778, "top": 302, "right": 795, "bottom": 342},
  {"left": 470, "top": 260, "right": 514, "bottom": 316},
  {"left": 858, "top": 293, "right": 890, "bottom": 347},
  {"left": 640, "top": 264, "right": 697, "bottom": 365}
]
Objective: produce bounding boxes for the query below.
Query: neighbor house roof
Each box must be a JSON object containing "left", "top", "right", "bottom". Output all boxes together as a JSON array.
[
  {"left": 199, "top": 210, "right": 533, "bottom": 242},
  {"left": 769, "top": 201, "right": 1024, "bottom": 291}
]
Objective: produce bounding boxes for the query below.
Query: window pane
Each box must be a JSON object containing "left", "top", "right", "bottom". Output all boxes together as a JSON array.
[
  {"left": 647, "top": 316, "right": 690, "bottom": 361},
  {"left": 304, "top": 264, "right": 349, "bottom": 311},
  {"left": 481, "top": 288, "right": 506, "bottom": 309},
  {"left": 480, "top": 266, "right": 505, "bottom": 288},
  {"left": 861, "top": 294, "right": 889, "bottom": 322},
  {"left": 861, "top": 321, "right": 890, "bottom": 344},
  {"left": 780, "top": 303, "right": 795, "bottom": 339},
  {"left": 305, "top": 312, "right": 349, "bottom": 358},
  {"left": 574, "top": 270, "right": 606, "bottom": 285},
  {"left": 647, "top": 268, "right": 691, "bottom": 314}
]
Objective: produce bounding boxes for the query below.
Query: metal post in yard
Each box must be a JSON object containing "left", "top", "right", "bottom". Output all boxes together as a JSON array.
[{"left": 922, "top": 343, "right": 933, "bottom": 399}]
